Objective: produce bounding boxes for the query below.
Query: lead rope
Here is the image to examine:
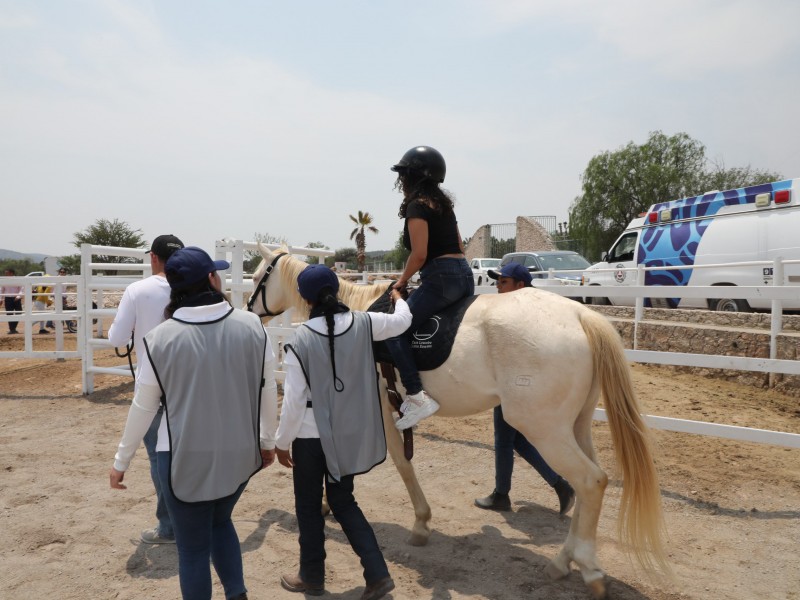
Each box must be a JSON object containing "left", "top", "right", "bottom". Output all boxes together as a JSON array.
[
  {"left": 379, "top": 361, "right": 414, "bottom": 461},
  {"left": 114, "top": 332, "right": 135, "bottom": 379}
]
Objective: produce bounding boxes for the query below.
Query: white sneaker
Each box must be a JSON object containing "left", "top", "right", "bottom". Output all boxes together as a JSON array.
[{"left": 394, "top": 391, "right": 439, "bottom": 430}]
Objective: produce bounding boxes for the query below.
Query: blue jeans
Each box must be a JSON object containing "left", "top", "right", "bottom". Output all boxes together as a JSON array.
[
  {"left": 143, "top": 408, "right": 173, "bottom": 538},
  {"left": 291, "top": 438, "right": 389, "bottom": 587},
  {"left": 494, "top": 405, "right": 561, "bottom": 492},
  {"left": 157, "top": 452, "right": 248, "bottom": 600},
  {"left": 386, "top": 257, "right": 474, "bottom": 394}
]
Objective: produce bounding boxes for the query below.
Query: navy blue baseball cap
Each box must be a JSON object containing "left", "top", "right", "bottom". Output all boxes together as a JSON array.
[
  {"left": 165, "top": 246, "right": 230, "bottom": 290},
  {"left": 487, "top": 263, "right": 533, "bottom": 286},
  {"left": 297, "top": 264, "right": 340, "bottom": 301}
]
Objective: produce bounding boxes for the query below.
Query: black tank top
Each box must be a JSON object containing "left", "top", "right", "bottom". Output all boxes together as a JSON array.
[{"left": 403, "top": 200, "right": 461, "bottom": 265}]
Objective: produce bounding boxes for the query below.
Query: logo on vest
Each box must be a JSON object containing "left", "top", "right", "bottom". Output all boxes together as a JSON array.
[{"left": 411, "top": 315, "right": 441, "bottom": 350}]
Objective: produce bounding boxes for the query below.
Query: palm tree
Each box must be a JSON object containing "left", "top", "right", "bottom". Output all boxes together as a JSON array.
[{"left": 349, "top": 211, "right": 379, "bottom": 272}]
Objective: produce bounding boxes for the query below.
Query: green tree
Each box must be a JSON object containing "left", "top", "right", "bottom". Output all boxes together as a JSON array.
[
  {"left": 60, "top": 218, "right": 146, "bottom": 274},
  {"left": 383, "top": 231, "right": 410, "bottom": 270},
  {"left": 699, "top": 163, "right": 782, "bottom": 192},
  {"left": 333, "top": 247, "right": 358, "bottom": 270},
  {"left": 569, "top": 131, "right": 781, "bottom": 261},
  {"left": 349, "top": 211, "right": 379, "bottom": 272},
  {"left": 302, "top": 241, "right": 330, "bottom": 265},
  {"left": 0, "top": 258, "right": 45, "bottom": 276}
]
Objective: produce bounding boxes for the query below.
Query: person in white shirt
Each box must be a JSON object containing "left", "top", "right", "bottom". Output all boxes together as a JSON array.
[
  {"left": 1, "top": 268, "right": 23, "bottom": 334},
  {"left": 110, "top": 246, "right": 278, "bottom": 600},
  {"left": 275, "top": 264, "right": 409, "bottom": 600},
  {"left": 107, "top": 234, "right": 184, "bottom": 544}
]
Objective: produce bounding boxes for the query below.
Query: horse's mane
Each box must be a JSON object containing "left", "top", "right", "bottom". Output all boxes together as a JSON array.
[{"left": 263, "top": 250, "right": 387, "bottom": 319}]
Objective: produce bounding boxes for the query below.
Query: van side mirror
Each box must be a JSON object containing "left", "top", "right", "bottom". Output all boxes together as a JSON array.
[{"left": 601, "top": 252, "right": 608, "bottom": 262}]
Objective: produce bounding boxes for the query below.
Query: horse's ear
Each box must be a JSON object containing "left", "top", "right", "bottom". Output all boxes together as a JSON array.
[
  {"left": 257, "top": 242, "right": 271, "bottom": 258},
  {"left": 279, "top": 244, "right": 289, "bottom": 254}
]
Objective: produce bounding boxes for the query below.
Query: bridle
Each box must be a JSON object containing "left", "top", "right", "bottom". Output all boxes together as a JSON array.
[{"left": 246, "top": 253, "right": 285, "bottom": 317}]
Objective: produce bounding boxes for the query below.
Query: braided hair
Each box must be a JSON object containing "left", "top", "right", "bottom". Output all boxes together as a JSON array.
[{"left": 314, "top": 285, "right": 345, "bottom": 392}]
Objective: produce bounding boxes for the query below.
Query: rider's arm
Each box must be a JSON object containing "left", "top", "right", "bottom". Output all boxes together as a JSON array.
[
  {"left": 108, "top": 287, "right": 136, "bottom": 347},
  {"left": 394, "top": 218, "right": 427, "bottom": 290},
  {"left": 368, "top": 298, "right": 412, "bottom": 341},
  {"left": 260, "top": 330, "right": 278, "bottom": 450},
  {"left": 113, "top": 382, "right": 161, "bottom": 472}
]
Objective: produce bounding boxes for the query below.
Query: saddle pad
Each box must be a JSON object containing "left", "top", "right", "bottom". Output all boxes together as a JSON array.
[{"left": 371, "top": 291, "right": 478, "bottom": 372}]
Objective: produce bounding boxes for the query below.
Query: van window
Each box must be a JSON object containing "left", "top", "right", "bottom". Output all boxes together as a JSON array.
[{"left": 608, "top": 232, "right": 638, "bottom": 262}]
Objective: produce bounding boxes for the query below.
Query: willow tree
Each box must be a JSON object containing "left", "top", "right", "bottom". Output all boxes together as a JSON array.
[
  {"left": 569, "top": 131, "right": 780, "bottom": 261},
  {"left": 349, "top": 211, "right": 379, "bottom": 272}
]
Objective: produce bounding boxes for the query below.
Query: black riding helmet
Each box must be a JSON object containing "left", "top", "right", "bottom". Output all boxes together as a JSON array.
[{"left": 391, "top": 146, "right": 446, "bottom": 183}]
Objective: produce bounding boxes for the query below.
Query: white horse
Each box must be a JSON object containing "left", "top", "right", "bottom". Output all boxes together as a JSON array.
[{"left": 248, "top": 246, "right": 669, "bottom": 599}]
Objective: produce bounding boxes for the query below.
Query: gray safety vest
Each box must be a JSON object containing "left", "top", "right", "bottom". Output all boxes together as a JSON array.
[
  {"left": 286, "top": 311, "right": 386, "bottom": 482},
  {"left": 144, "top": 308, "right": 267, "bottom": 502}
]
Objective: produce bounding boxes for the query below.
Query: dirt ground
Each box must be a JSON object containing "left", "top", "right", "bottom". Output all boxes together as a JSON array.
[{"left": 1, "top": 331, "right": 799, "bottom": 600}]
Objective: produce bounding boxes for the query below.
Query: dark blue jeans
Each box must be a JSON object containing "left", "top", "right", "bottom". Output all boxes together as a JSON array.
[
  {"left": 157, "top": 452, "right": 248, "bottom": 600},
  {"left": 385, "top": 257, "right": 474, "bottom": 394},
  {"left": 292, "top": 437, "right": 389, "bottom": 587},
  {"left": 493, "top": 405, "right": 561, "bottom": 493},
  {"left": 143, "top": 408, "right": 173, "bottom": 538}
]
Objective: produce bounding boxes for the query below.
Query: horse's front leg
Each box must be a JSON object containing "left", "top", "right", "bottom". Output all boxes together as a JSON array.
[{"left": 381, "top": 391, "right": 431, "bottom": 546}]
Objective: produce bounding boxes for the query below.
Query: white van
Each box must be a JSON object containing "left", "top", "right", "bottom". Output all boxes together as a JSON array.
[{"left": 582, "top": 178, "right": 800, "bottom": 311}]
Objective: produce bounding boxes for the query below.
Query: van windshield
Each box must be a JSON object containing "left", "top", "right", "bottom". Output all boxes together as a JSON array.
[{"left": 538, "top": 254, "right": 591, "bottom": 271}]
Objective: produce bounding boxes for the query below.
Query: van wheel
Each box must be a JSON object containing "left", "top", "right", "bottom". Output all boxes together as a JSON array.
[
  {"left": 591, "top": 296, "right": 611, "bottom": 306},
  {"left": 712, "top": 297, "right": 752, "bottom": 312}
]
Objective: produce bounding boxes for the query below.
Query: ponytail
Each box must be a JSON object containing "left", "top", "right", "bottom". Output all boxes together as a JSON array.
[{"left": 316, "top": 287, "right": 345, "bottom": 392}]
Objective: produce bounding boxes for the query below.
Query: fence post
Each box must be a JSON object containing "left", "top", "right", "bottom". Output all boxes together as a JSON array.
[
  {"left": 633, "top": 265, "right": 645, "bottom": 350},
  {"left": 769, "top": 257, "right": 784, "bottom": 387}
]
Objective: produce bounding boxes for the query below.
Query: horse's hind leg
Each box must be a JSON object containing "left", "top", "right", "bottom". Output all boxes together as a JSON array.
[
  {"left": 544, "top": 406, "right": 609, "bottom": 599},
  {"left": 381, "top": 393, "right": 432, "bottom": 546}
]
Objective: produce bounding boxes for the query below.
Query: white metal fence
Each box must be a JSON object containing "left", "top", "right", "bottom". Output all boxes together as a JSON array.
[{"left": 2, "top": 242, "right": 797, "bottom": 449}]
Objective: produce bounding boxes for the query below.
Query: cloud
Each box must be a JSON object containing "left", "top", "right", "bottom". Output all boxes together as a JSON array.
[{"left": 474, "top": 0, "right": 800, "bottom": 77}]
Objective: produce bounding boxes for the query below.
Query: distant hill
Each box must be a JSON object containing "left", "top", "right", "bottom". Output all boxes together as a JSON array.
[{"left": 0, "top": 249, "right": 49, "bottom": 263}]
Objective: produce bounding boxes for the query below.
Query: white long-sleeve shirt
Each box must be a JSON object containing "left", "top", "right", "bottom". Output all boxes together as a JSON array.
[
  {"left": 107, "top": 274, "right": 171, "bottom": 383},
  {"left": 274, "top": 299, "right": 412, "bottom": 451},
  {"left": 113, "top": 301, "right": 279, "bottom": 472}
]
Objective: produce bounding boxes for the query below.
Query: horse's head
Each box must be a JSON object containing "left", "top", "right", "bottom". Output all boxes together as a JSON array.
[{"left": 246, "top": 243, "right": 308, "bottom": 320}]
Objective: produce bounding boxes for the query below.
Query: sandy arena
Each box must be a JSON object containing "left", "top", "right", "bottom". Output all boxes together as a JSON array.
[{"left": 0, "top": 333, "right": 798, "bottom": 600}]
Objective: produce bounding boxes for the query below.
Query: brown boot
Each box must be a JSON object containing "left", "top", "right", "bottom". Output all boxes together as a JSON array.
[
  {"left": 361, "top": 576, "right": 395, "bottom": 600},
  {"left": 280, "top": 573, "right": 325, "bottom": 596}
]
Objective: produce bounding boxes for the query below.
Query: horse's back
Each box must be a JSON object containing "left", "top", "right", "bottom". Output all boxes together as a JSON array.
[{"left": 425, "top": 289, "right": 596, "bottom": 418}]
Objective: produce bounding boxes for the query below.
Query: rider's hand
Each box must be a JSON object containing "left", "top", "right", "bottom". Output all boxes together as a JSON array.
[{"left": 392, "top": 279, "right": 408, "bottom": 292}]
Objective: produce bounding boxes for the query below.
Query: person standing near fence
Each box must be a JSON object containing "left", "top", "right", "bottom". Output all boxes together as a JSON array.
[
  {"left": 32, "top": 276, "right": 53, "bottom": 334},
  {"left": 107, "top": 234, "right": 184, "bottom": 544},
  {"left": 110, "top": 246, "right": 278, "bottom": 600},
  {"left": 474, "top": 263, "right": 575, "bottom": 516},
  {"left": 1, "top": 269, "right": 23, "bottom": 334}
]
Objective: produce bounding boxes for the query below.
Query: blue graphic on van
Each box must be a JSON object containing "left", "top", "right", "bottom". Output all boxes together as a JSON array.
[{"left": 636, "top": 179, "right": 793, "bottom": 306}]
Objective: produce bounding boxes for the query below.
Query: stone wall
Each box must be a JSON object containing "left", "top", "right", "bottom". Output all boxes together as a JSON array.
[
  {"left": 590, "top": 306, "right": 800, "bottom": 397},
  {"left": 515, "top": 216, "right": 557, "bottom": 252},
  {"left": 465, "top": 218, "right": 556, "bottom": 260},
  {"left": 465, "top": 225, "right": 491, "bottom": 261}
]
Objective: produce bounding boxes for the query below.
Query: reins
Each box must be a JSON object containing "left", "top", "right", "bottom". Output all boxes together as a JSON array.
[{"left": 246, "top": 253, "right": 285, "bottom": 317}]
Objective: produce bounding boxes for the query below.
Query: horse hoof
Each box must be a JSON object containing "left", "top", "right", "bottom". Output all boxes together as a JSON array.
[
  {"left": 408, "top": 531, "right": 429, "bottom": 546},
  {"left": 545, "top": 560, "right": 570, "bottom": 580},
  {"left": 588, "top": 577, "right": 607, "bottom": 600}
]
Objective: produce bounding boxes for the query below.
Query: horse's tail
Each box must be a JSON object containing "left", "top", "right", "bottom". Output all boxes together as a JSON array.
[{"left": 580, "top": 309, "right": 670, "bottom": 576}]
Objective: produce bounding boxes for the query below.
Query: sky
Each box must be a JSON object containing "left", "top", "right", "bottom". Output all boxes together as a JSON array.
[{"left": 2, "top": 0, "right": 799, "bottom": 260}]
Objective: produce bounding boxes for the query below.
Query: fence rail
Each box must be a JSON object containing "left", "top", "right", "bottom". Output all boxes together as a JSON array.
[{"left": 2, "top": 240, "right": 797, "bottom": 449}]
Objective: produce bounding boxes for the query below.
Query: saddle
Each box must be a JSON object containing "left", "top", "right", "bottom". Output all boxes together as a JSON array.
[
  {"left": 368, "top": 285, "right": 477, "bottom": 460},
  {"left": 369, "top": 287, "right": 477, "bottom": 371}
]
